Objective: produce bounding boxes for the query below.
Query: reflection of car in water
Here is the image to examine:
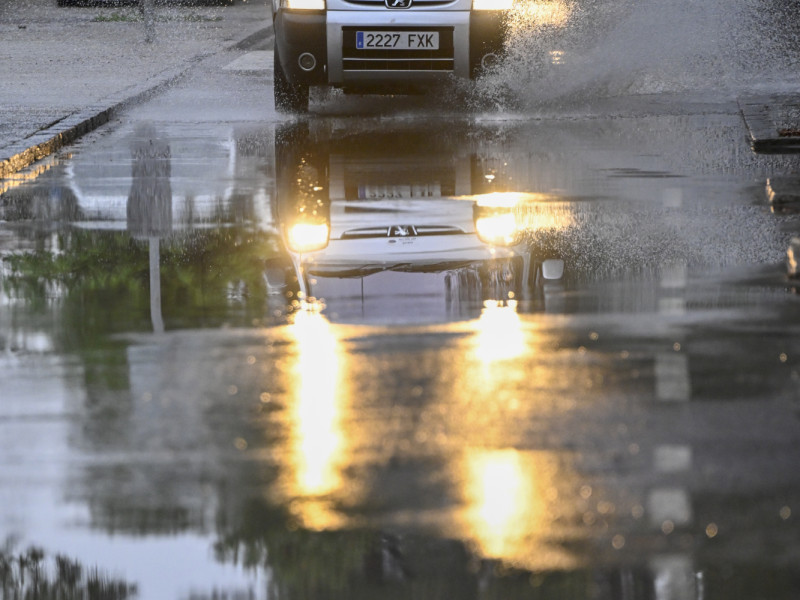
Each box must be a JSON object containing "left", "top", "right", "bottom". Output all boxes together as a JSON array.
[
  {"left": 267, "top": 122, "right": 563, "bottom": 323},
  {"left": 270, "top": 0, "right": 510, "bottom": 112}
]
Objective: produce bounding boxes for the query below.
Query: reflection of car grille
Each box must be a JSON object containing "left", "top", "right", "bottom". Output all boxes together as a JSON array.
[
  {"left": 342, "top": 27, "right": 454, "bottom": 72},
  {"left": 341, "top": 225, "right": 464, "bottom": 239}
]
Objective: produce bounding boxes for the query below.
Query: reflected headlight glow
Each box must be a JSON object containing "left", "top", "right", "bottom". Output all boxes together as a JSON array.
[
  {"left": 473, "top": 0, "right": 514, "bottom": 10},
  {"left": 476, "top": 192, "right": 524, "bottom": 209},
  {"left": 511, "top": 0, "right": 572, "bottom": 28},
  {"left": 475, "top": 212, "right": 521, "bottom": 246},
  {"left": 475, "top": 301, "right": 524, "bottom": 363},
  {"left": 282, "top": 0, "right": 325, "bottom": 9},
  {"left": 457, "top": 449, "right": 579, "bottom": 569},
  {"left": 470, "top": 192, "right": 576, "bottom": 239},
  {"left": 287, "top": 223, "right": 330, "bottom": 253},
  {"left": 292, "top": 311, "right": 341, "bottom": 496},
  {"left": 286, "top": 310, "right": 346, "bottom": 530},
  {"left": 464, "top": 450, "right": 532, "bottom": 557}
]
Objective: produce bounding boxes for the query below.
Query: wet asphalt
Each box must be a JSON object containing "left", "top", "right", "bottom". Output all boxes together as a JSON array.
[{"left": 2, "top": 5, "right": 800, "bottom": 600}]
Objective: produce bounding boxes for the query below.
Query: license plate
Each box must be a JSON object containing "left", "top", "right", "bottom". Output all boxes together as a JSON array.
[
  {"left": 358, "top": 184, "right": 442, "bottom": 200},
  {"left": 356, "top": 31, "right": 439, "bottom": 51}
]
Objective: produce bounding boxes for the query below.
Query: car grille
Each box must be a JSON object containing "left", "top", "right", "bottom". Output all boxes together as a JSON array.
[{"left": 342, "top": 27, "right": 455, "bottom": 73}]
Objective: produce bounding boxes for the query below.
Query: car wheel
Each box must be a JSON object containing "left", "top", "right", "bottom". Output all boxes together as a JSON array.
[{"left": 273, "top": 47, "right": 309, "bottom": 114}]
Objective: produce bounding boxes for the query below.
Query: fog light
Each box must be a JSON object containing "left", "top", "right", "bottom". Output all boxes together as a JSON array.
[{"left": 298, "top": 53, "right": 317, "bottom": 72}]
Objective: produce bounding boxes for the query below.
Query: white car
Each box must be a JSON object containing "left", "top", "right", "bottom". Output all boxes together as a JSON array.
[{"left": 270, "top": 0, "right": 511, "bottom": 112}]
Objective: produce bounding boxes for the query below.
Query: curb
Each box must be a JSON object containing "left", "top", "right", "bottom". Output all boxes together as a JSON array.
[
  {"left": 0, "top": 26, "right": 273, "bottom": 182},
  {"left": 0, "top": 59, "right": 200, "bottom": 180},
  {"left": 738, "top": 95, "right": 800, "bottom": 154}
]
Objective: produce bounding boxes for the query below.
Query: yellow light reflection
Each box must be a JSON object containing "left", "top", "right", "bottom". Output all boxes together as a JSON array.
[
  {"left": 287, "top": 309, "right": 346, "bottom": 530},
  {"left": 0, "top": 155, "right": 62, "bottom": 195},
  {"left": 474, "top": 300, "right": 525, "bottom": 363},
  {"left": 475, "top": 212, "right": 520, "bottom": 246},
  {"left": 524, "top": 203, "right": 575, "bottom": 232},
  {"left": 511, "top": 0, "right": 574, "bottom": 29},
  {"left": 469, "top": 193, "right": 576, "bottom": 237},
  {"left": 458, "top": 449, "right": 578, "bottom": 570},
  {"left": 464, "top": 450, "right": 532, "bottom": 557},
  {"left": 475, "top": 192, "right": 536, "bottom": 208}
]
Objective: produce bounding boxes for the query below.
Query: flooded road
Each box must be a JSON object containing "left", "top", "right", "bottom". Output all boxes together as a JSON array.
[{"left": 3, "top": 43, "right": 800, "bottom": 599}]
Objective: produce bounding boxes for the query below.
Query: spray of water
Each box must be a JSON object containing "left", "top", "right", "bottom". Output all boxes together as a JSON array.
[{"left": 474, "top": 0, "right": 800, "bottom": 110}]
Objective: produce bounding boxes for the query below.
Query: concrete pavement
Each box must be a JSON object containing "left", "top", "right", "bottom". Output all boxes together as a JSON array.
[
  {"left": 0, "top": 0, "right": 271, "bottom": 179},
  {"left": 1, "top": 0, "right": 799, "bottom": 182}
]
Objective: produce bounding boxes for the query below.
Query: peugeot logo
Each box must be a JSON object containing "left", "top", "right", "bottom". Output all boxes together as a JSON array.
[
  {"left": 386, "top": 0, "right": 412, "bottom": 8},
  {"left": 388, "top": 225, "right": 417, "bottom": 237}
]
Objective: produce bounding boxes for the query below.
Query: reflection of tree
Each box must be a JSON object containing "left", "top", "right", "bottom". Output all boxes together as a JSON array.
[
  {"left": 2, "top": 228, "right": 279, "bottom": 536},
  {"left": 0, "top": 542, "right": 137, "bottom": 600},
  {"left": 211, "top": 497, "right": 621, "bottom": 600},
  {"left": 214, "top": 498, "right": 371, "bottom": 597},
  {"left": 3, "top": 227, "right": 279, "bottom": 341}
]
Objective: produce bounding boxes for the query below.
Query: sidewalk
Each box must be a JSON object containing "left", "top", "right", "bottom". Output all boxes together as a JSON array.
[{"left": 0, "top": 0, "right": 271, "bottom": 179}]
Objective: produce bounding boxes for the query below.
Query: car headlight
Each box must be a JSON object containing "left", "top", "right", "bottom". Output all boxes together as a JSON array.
[
  {"left": 475, "top": 212, "right": 521, "bottom": 246},
  {"left": 472, "top": 0, "right": 513, "bottom": 10},
  {"left": 282, "top": 0, "right": 325, "bottom": 9},
  {"left": 287, "top": 223, "right": 330, "bottom": 253}
]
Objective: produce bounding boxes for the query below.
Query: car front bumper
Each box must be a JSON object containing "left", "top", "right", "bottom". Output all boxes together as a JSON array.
[{"left": 274, "top": 9, "right": 506, "bottom": 88}]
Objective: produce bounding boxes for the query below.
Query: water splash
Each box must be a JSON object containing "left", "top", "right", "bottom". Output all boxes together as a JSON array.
[{"left": 475, "top": 0, "right": 800, "bottom": 109}]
